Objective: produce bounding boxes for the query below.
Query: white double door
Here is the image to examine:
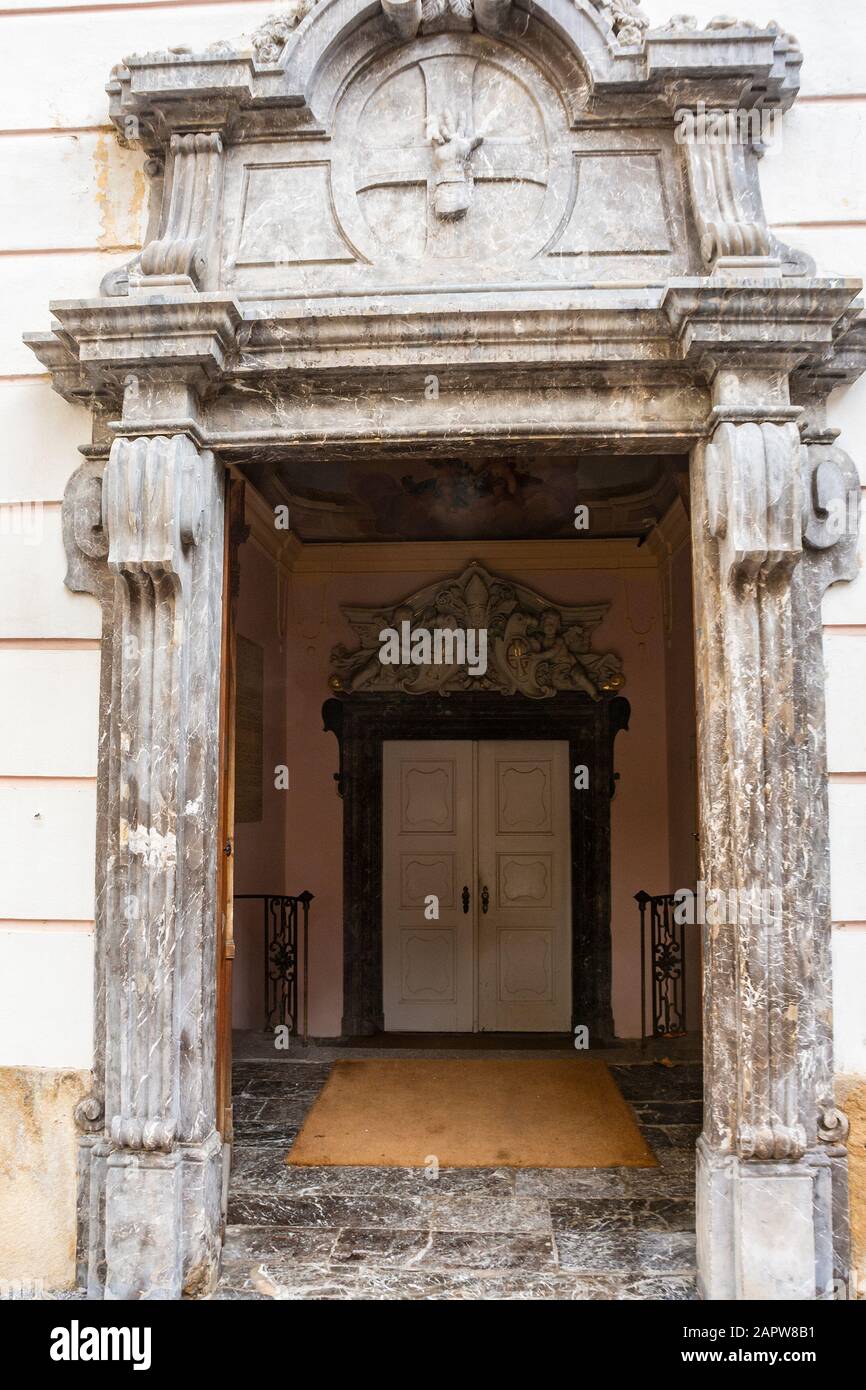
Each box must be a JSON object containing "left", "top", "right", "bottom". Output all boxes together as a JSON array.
[{"left": 382, "top": 740, "right": 571, "bottom": 1032}]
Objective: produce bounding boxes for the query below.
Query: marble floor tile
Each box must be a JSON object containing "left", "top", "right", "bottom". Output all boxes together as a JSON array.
[
  {"left": 227, "top": 1192, "right": 432, "bottom": 1230},
  {"left": 549, "top": 1198, "right": 695, "bottom": 1232},
  {"left": 232, "top": 1063, "right": 332, "bottom": 1097},
  {"left": 215, "top": 1046, "right": 703, "bottom": 1300},
  {"left": 608, "top": 1063, "right": 703, "bottom": 1102},
  {"left": 221, "top": 1225, "right": 338, "bottom": 1266},
  {"left": 232, "top": 1097, "right": 316, "bottom": 1130},
  {"left": 639, "top": 1124, "right": 702, "bottom": 1151},
  {"left": 230, "top": 1152, "right": 515, "bottom": 1197},
  {"left": 620, "top": 1169, "right": 695, "bottom": 1201},
  {"left": 212, "top": 1264, "right": 697, "bottom": 1301},
  {"left": 331, "top": 1228, "right": 558, "bottom": 1271},
  {"left": 631, "top": 1100, "right": 703, "bottom": 1125},
  {"left": 556, "top": 1229, "right": 697, "bottom": 1274},
  {"left": 513, "top": 1168, "right": 632, "bottom": 1199},
  {"left": 429, "top": 1195, "right": 551, "bottom": 1234},
  {"left": 234, "top": 1076, "right": 331, "bottom": 1100}
]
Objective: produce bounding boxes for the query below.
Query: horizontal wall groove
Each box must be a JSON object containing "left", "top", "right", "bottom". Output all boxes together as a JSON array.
[
  {"left": 0, "top": 498, "right": 62, "bottom": 508},
  {"left": 0, "top": 639, "right": 101, "bottom": 650},
  {"left": 771, "top": 219, "right": 866, "bottom": 230},
  {"left": 0, "top": 244, "right": 140, "bottom": 258},
  {"left": 797, "top": 93, "right": 866, "bottom": 104},
  {"left": 0, "top": 126, "right": 115, "bottom": 138},
  {"left": 0, "top": 0, "right": 264, "bottom": 15},
  {"left": 0, "top": 775, "right": 97, "bottom": 786},
  {"left": 0, "top": 919, "right": 94, "bottom": 933}
]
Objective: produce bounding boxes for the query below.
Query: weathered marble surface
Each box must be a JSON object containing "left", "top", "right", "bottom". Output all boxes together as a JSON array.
[
  {"left": 63, "top": 427, "right": 226, "bottom": 1300},
  {"left": 691, "top": 381, "right": 861, "bottom": 1299},
  {"left": 210, "top": 1268, "right": 698, "bottom": 1300}
]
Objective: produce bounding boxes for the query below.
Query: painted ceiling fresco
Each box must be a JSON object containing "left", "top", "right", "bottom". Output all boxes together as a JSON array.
[{"left": 243, "top": 454, "right": 684, "bottom": 542}]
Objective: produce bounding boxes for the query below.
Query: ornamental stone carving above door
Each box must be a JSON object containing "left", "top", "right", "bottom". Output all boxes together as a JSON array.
[
  {"left": 331, "top": 34, "right": 562, "bottom": 264},
  {"left": 329, "top": 562, "right": 625, "bottom": 698},
  {"left": 215, "top": 0, "right": 697, "bottom": 291}
]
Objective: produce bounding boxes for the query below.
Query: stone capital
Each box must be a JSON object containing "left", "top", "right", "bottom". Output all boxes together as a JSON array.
[{"left": 705, "top": 419, "right": 803, "bottom": 586}]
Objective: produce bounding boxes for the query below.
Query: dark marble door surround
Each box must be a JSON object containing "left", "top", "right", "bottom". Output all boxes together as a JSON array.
[
  {"left": 28, "top": 2, "right": 864, "bottom": 1300},
  {"left": 323, "top": 693, "right": 629, "bottom": 1042}
]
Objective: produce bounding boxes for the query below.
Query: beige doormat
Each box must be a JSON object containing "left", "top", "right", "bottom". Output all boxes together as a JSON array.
[{"left": 286, "top": 1058, "right": 657, "bottom": 1168}]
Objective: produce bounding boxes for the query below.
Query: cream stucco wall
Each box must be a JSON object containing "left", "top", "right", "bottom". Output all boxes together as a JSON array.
[{"left": 0, "top": 0, "right": 278, "bottom": 1291}]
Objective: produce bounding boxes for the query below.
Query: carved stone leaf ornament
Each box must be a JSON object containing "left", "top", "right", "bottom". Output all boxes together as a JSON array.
[
  {"left": 251, "top": 1, "right": 318, "bottom": 65},
  {"left": 590, "top": 1, "right": 650, "bottom": 46},
  {"left": 329, "top": 562, "right": 625, "bottom": 698}
]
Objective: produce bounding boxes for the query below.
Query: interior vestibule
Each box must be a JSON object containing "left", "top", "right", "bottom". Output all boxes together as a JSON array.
[{"left": 230, "top": 451, "right": 700, "bottom": 1045}]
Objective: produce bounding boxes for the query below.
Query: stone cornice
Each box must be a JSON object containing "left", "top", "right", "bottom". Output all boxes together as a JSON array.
[
  {"left": 33, "top": 296, "right": 243, "bottom": 377},
  {"left": 105, "top": 2, "right": 802, "bottom": 149},
  {"left": 27, "top": 280, "right": 864, "bottom": 424},
  {"left": 662, "top": 279, "right": 864, "bottom": 375}
]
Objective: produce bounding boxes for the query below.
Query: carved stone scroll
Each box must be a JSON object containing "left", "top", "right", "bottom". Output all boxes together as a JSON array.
[
  {"left": 381, "top": 0, "right": 421, "bottom": 38},
  {"left": 133, "top": 134, "right": 224, "bottom": 291},
  {"left": 682, "top": 137, "right": 773, "bottom": 272}
]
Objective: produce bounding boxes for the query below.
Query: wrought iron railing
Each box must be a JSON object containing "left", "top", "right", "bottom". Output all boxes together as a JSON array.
[
  {"left": 234, "top": 892, "right": 314, "bottom": 1040},
  {"left": 634, "top": 890, "right": 687, "bottom": 1043}
]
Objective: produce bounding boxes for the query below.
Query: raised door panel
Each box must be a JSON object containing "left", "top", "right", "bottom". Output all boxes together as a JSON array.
[
  {"left": 478, "top": 741, "right": 571, "bottom": 1032},
  {"left": 383, "top": 742, "right": 474, "bottom": 1031}
]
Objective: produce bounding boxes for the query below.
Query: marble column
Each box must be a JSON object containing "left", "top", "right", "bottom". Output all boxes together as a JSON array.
[
  {"left": 691, "top": 371, "right": 859, "bottom": 1300},
  {"left": 64, "top": 429, "right": 225, "bottom": 1299}
]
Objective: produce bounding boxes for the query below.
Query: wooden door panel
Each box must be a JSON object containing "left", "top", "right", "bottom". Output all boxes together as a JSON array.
[
  {"left": 383, "top": 741, "right": 474, "bottom": 1031},
  {"left": 497, "top": 928, "right": 555, "bottom": 1001},
  {"left": 478, "top": 741, "right": 571, "bottom": 1032}
]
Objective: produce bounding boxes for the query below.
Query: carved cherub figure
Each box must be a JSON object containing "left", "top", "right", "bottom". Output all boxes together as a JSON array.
[
  {"left": 336, "top": 604, "right": 413, "bottom": 690},
  {"left": 529, "top": 608, "right": 565, "bottom": 655},
  {"left": 563, "top": 625, "right": 602, "bottom": 699}
]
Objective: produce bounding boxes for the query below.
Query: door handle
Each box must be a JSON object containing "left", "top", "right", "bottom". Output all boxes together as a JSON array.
[
  {"left": 462, "top": 885, "right": 470, "bottom": 914},
  {"left": 481, "top": 885, "right": 490, "bottom": 914}
]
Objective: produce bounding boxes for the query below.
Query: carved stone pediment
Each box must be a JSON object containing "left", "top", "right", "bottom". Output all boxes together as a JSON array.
[
  {"left": 329, "top": 561, "right": 625, "bottom": 698},
  {"left": 25, "top": 0, "right": 864, "bottom": 428},
  {"left": 91, "top": 1, "right": 805, "bottom": 295}
]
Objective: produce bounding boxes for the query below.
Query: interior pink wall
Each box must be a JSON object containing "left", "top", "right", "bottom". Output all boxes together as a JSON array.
[
  {"left": 231, "top": 539, "right": 289, "bottom": 1029},
  {"left": 272, "top": 560, "right": 689, "bottom": 1040},
  {"left": 664, "top": 536, "right": 702, "bottom": 1032}
]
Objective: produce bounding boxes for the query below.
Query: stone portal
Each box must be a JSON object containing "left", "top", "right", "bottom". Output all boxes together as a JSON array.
[{"left": 26, "top": 0, "right": 866, "bottom": 1299}]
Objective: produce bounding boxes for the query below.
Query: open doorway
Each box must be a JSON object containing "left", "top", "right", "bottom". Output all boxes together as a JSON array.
[{"left": 215, "top": 451, "right": 702, "bottom": 1297}]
